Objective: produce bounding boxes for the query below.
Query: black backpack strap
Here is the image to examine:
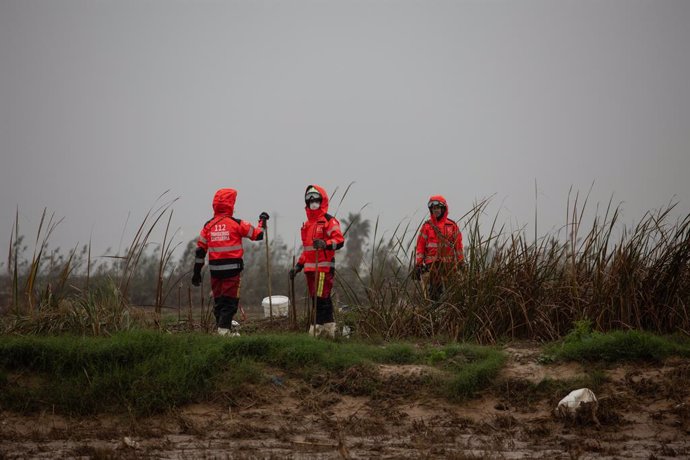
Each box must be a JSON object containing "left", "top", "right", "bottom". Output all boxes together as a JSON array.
[{"left": 205, "top": 216, "right": 224, "bottom": 229}]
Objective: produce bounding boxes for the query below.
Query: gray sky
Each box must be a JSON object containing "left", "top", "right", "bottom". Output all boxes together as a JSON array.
[{"left": 2, "top": 0, "right": 689, "bottom": 261}]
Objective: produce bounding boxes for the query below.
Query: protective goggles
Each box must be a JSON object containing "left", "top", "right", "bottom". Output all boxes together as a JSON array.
[
  {"left": 305, "top": 192, "right": 322, "bottom": 202},
  {"left": 428, "top": 200, "right": 445, "bottom": 208}
]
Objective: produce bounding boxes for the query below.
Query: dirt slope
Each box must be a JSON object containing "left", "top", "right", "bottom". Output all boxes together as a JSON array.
[{"left": 1, "top": 343, "right": 689, "bottom": 459}]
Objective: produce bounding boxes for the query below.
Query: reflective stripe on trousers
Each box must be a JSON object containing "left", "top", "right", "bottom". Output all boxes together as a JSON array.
[
  {"left": 303, "top": 262, "right": 335, "bottom": 269},
  {"left": 210, "top": 263, "right": 242, "bottom": 271}
]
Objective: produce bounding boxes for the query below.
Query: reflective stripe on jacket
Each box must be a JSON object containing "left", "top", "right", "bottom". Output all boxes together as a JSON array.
[
  {"left": 297, "top": 184, "right": 345, "bottom": 273},
  {"left": 196, "top": 188, "right": 264, "bottom": 278},
  {"left": 415, "top": 195, "right": 463, "bottom": 266}
]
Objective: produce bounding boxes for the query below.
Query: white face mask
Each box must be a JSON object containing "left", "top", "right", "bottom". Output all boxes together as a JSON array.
[{"left": 309, "top": 202, "right": 321, "bottom": 210}]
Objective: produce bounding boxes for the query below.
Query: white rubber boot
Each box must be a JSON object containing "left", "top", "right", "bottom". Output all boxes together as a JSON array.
[
  {"left": 323, "top": 322, "right": 337, "bottom": 338},
  {"left": 217, "top": 328, "right": 240, "bottom": 337},
  {"left": 309, "top": 324, "right": 327, "bottom": 337}
]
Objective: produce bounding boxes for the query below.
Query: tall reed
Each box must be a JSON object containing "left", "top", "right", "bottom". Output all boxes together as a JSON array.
[
  {"left": 2, "top": 193, "right": 182, "bottom": 335},
  {"left": 4, "top": 193, "right": 687, "bottom": 342},
  {"left": 341, "top": 197, "right": 690, "bottom": 343}
]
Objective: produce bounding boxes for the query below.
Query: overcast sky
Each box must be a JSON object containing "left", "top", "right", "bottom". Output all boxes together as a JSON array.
[{"left": 1, "top": 0, "right": 689, "bottom": 261}]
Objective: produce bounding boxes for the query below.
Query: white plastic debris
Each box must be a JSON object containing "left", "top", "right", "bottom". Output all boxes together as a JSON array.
[{"left": 556, "top": 388, "right": 598, "bottom": 416}]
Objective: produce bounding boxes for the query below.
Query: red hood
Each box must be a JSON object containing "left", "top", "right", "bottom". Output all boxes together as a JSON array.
[
  {"left": 305, "top": 184, "right": 329, "bottom": 221},
  {"left": 428, "top": 194, "right": 449, "bottom": 224},
  {"left": 213, "top": 188, "right": 236, "bottom": 216}
]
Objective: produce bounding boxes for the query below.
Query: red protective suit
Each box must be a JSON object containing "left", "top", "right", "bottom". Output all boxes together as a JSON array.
[
  {"left": 415, "top": 195, "right": 463, "bottom": 267},
  {"left": 296, "top": 184, "right": 344, "bottom": 326},
  {"left": 297, "top": 184, "right": 345, "bottom": 273},
  {"left": 194, "top": 188, "right": 264, "bottom": 330},
  {"left": 195, "top": 188, "right": 264, "bottom": 279}
]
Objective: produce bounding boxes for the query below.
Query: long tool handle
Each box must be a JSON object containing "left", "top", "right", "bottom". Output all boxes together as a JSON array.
[
  {"left": 312, "top": 249, "right": 318, "bottom": 334},
  {"left": 264, "top": 222, "right": 273, "bottom": 319},
  {"left": 289, "top": 254, "right": 296, "bottom": 329}
]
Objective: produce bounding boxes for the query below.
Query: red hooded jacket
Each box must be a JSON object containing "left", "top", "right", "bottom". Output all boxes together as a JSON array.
[
  {"left": 297, "top": 185, "right": 345, "bottom": 273},
  {"left": 195, "top": 188, "right": 264, "bottom": 278},
  {"left": 415, "top": 195, "right": 463, "bottom": 266}
]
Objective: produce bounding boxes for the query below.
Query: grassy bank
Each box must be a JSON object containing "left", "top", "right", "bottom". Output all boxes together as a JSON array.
[
  {"left": 0, "top": 331, "right": 505, "bottom": 416},
  {"left": 2, "top": 329, "right": 688, "bottom": 417},
  {"left": 544, "top": 328, "right": 690, "bottom": 364}
]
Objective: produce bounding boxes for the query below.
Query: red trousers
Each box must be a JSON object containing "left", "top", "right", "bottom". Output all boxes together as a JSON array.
[
  {"left": 210, "top": 275, "right": 241, "bottom": 329},
  {"left": 305, "top": 271, "right": 334, "bottom": 324},
  {"left": 305, "top": 271, "right": 333, "bottom": 298},
  {"left": 211, "top": 275, "right": 241, "bottom": 298}
]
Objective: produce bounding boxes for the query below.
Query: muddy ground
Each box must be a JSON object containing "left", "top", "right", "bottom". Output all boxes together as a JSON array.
[{"left": 1, "top": 343, "right": 689, "bottom": 459}]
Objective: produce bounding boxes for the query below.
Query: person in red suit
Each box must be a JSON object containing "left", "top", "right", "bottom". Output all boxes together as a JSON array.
[
  {"left": 290, "top": 184, "right": 345, "bottom": 337},
  {"left": 414, "top": 195, "right": 464, "bottom": 301},
  {"left": 192, "top": 188, "right": 268, "bottom": 336}
]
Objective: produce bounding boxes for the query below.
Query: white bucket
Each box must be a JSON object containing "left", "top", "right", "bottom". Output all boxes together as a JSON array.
[{"left": 262, "top": 295, "right": 290, "bottom": 317}]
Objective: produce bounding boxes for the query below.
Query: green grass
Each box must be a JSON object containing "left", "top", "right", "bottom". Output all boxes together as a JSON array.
[
  {"left": 4, "top": 328, "right": 687, "bottom": 417},
  {"left": 0, "top": 331, "right": 505, "bottom": 415},
  {"left": 0, "top": 331, "right": 226, "bottom": 414},
  {"left": 436, "top": 344, "right": 507, "bottom": 400},
  {"left": 543, "top": 329, "right": 690, "bottom": 364},
  {"left": 216, "top": 335, "right": 417, "bottom": 374}
]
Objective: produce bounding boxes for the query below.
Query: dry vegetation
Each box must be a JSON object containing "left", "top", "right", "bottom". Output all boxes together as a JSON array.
[{"left": 2, "top": 192, "right": 689, "bottom": 343}]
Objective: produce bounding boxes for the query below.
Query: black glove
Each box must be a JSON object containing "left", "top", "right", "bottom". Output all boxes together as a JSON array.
[
  {"left": 191, "top": 271, "right": 202, "bottom": 286},
  {"left": 289, "top": 264, "right": 303, "bottom": 280},
  {"left": 313, "top": 239, "right": 327, "bottom": 250},
  {"left": 259, "top": 212, "right": 270, "bottom": 223}
]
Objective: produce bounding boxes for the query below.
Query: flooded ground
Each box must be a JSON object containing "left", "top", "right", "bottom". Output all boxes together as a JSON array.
[{"left": 1, "top": 343, "right": 689, "bottom": 459}]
